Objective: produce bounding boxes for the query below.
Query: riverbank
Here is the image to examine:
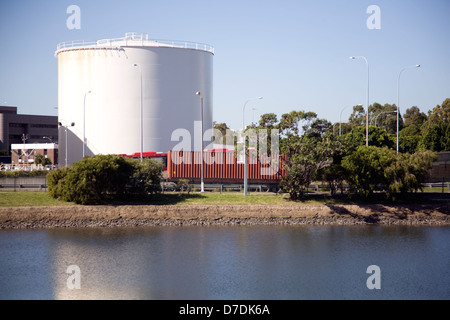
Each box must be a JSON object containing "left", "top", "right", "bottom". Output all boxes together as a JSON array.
[{"left": 0, "top": 202, "right": 449, "bottom": 229}]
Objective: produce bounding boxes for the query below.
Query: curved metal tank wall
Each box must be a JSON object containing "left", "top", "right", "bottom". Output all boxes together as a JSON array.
[{"left": 55, "top": 33, "right": 213, "bottom": 165}]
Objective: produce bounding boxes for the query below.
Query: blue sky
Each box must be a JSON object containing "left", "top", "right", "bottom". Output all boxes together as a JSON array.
[{"left": 1, "top": 0, "right": 449, "bottom": 130}]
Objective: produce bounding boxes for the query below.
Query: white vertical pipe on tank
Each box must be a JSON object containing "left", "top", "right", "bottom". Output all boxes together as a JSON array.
[
  {"left": 196, "top": 91, "right": 204, "bottom": 192},
  {"left": 83, "top": 90, "right": 91, "bottom": 158},
  {"left": 133, "top": 63, "right": 143, "bottom": 161}
]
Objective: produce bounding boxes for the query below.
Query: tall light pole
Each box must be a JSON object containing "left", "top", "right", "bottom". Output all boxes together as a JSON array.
[
  {"left": 350, "top": 56, "right": 369, "bottom": 146},
  {"left": 243, "top": 97, "right": 263, "bottom": 196},
  {"left": 133, "top": 63, "right": 143, "bottom": 161},
  {"left": 397, "top": 64, "right": 420, "bottom": 153},
  {"left": 59, "top": 121, "right": 75, "bottom": 167},
  {"left": 196, "top": 91, "right": 205, "bottom": 193},
  {"left": 371, "top": 110, "right": 396, "bottom": 127},
  {"left": 252, "top": 107, "right": 257, "bottom": 126},
  {"left": 83, "top": 90, "right": 91, "bottom": 158}
]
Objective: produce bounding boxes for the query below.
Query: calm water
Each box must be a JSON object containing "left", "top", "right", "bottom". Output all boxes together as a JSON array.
[{"left": 0, "top": 224, "right": 449, "bottom": 300}]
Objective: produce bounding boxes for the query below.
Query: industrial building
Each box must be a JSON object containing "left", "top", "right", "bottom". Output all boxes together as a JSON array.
[
  {"left": 10, "top": 143, "right": 58, "bottom": 166},
  {"left": 0, "top": 106, "right": 58, "bottom": 156},
  {"left": 55, "top": 32, "right": 214, "bottom": 165}
]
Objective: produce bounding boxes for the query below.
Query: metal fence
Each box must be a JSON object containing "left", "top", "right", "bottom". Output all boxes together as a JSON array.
[
  {"left": 1, "top": 176, "right": 448, "bottom": 193},
  {"left": 0, "top": 176, "right": 48, "bottom": 191}
]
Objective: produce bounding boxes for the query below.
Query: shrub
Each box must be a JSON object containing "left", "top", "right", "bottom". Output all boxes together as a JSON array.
[
  {"left": 129, "top": 158, "right": 164, "bottom": 195},
  {"left": 342, "top": 146, "right": 437, "bottom": 199},
  {"left": 47, "top": 155, "right": 163, "bottom": 205},
  {"left": 316, "top": 164, "right": 348, "bottom": 196},
  {"left": 64, "top": 155, "right": 134, "bottom": 204},
  {"left": 34, "top": 154, "right": 52, "bottom": 166},
  {"left": 342, "top": 146, "right": 396, "bottom": 197},
  {"left": 385, "top": 150, "right": 437, "bottom": 198},
  {"left": 46, "top": 167, "right": 69, "bottom": 200},
  {"left": 344, "top": 126, "right": 395, "bottom": 152}
]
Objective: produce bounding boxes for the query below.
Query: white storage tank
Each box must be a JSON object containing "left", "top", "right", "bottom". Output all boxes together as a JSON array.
[{"left": 55, "top": 32, "right": 214, "bottom": 165}]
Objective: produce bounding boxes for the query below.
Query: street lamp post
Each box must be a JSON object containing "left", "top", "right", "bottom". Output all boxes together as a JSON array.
[
  {"left": 252, "top": 107, "right": 257, "bottom": 126},
  {"left": 43, "top": 136, "right": 54, "bottom": 143},
  {"left": 196, "top": 91, "right": 205, "bottom": 193},
  {"left": 133, "top": 63, "right": 143, "bottom": 161},
  {"left": 83, "top": 90, "right": 91, "bottom": 158},
  {"left": 350, "top": 56, "right": 369, "bottom": 146},
  {"left": 58, "top": 121, "right": 75, "bottom": 167},
  {"left": 243, "top": 97, "right": 263, "bottom": 196},
  {"left": 371, "top": 110, "right": 396, "bottom": 127},
  {"left": 397, "top": 65, "right": 420, "bottom": 153}
]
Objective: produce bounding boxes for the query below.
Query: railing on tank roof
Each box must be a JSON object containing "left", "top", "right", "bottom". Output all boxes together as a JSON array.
[{"left": 56, "top": 33, "right": 214, "bottom": 54}]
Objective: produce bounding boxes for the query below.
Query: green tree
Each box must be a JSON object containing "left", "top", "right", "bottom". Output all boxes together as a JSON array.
[
  {"left": 130, "top": 158, "right": 164, "bottom": 195},
  {"left": 213, "top": 121, "right": 229, "bottom": 137},
  {"left": 418, "top": 98, "right": 450, "bottom": 152},
  {"left": 213, "top": 121, "right": 236, "bottom": 147},
  {"left": 399, "top": 128, "right": 422, "bottom": 153},
  {"left": 277, "top": 110, "right": 340, "bottom": 200},
  {"left": 307, "top": 118, "right": 332, "bottom": 138},
  {"left": 315, "top": 132, "right": 350, "bottom": 196},
  {"left": 47, "top": 167, "right": 69, "bottom": 200},
  {"left": 342, "top": 146, "right": 396, "bottom": 197},
  {"left": 427, "top": 98, "right": 450, "bottom": 125},
  {"left": 419, "top": 122, "right": 450, "bottom": 152},
  {"left": 34, "top": 153, "right": 52, "bottom": 166},
  {"left": 258, "top": 113, "right": 278, "bottom": 129},
  {"left": 336, "top": 122, "right": 352, "bottom": 136},
  {"left": 398, "top": 106, "right": 427, "bottom": 154},
  {"left": 344, "top": 125, "right": 395, "bottom": 152},
  {"left": 316, "top": 162, "right": 348, "bottom": 196},
  {"left": 342, "top": 146, "right": 437, "bottom": 199},
  {"left": 385, "top": 150, "right": 437, "bottom": 199},
  {"left": 348, "top": 104, "right": 365, "bottom": 127},
  {"left": 280, "top": 135, "right": 337, "bottom": 200},
  {"left": 403, "top": 106, "right": 427, "bottom": 128},
  {"left": 278, "top": 110, "right": 317, "bottom": 138},
  {"left": 244, "top": 113, "right": 281, "bottom": 158},
  {"left": 369, "top": 103, "right": 401, "bottom": 134}
]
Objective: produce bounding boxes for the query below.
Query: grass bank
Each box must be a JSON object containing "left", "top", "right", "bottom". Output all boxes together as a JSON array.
[
  {"left": 1, "top": 190, "right": 448, "bottom": 207},
  {"left": 1, "top": 191, "right": 449, "bottom": 229},
  {"left": 0, "top": 191, "right": 74, "bottom": 207},
  {"left": 0, "top": 191, "right": 336, "bottom": 207}
]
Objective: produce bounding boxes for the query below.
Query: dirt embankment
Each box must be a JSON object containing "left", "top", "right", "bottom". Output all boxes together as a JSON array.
[{"left": 0, "top": 203, "right": 449, "bottom": 229}]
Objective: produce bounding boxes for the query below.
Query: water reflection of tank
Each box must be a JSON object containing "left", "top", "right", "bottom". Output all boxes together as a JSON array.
[
  {"left": 55, "top": 32, "right": 214, "bottom": 165},
  {"left": 49, "top": 228, "right": 157, "bottom": 299}
]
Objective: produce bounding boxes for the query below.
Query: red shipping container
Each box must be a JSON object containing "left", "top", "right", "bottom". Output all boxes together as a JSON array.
[{"left": 167, "top": 151, "right": 285, "bottom": 184}]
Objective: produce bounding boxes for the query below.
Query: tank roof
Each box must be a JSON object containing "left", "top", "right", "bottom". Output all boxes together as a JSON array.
[{"left": 55, "top": 32, "right": 214, "bottom": 56}]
